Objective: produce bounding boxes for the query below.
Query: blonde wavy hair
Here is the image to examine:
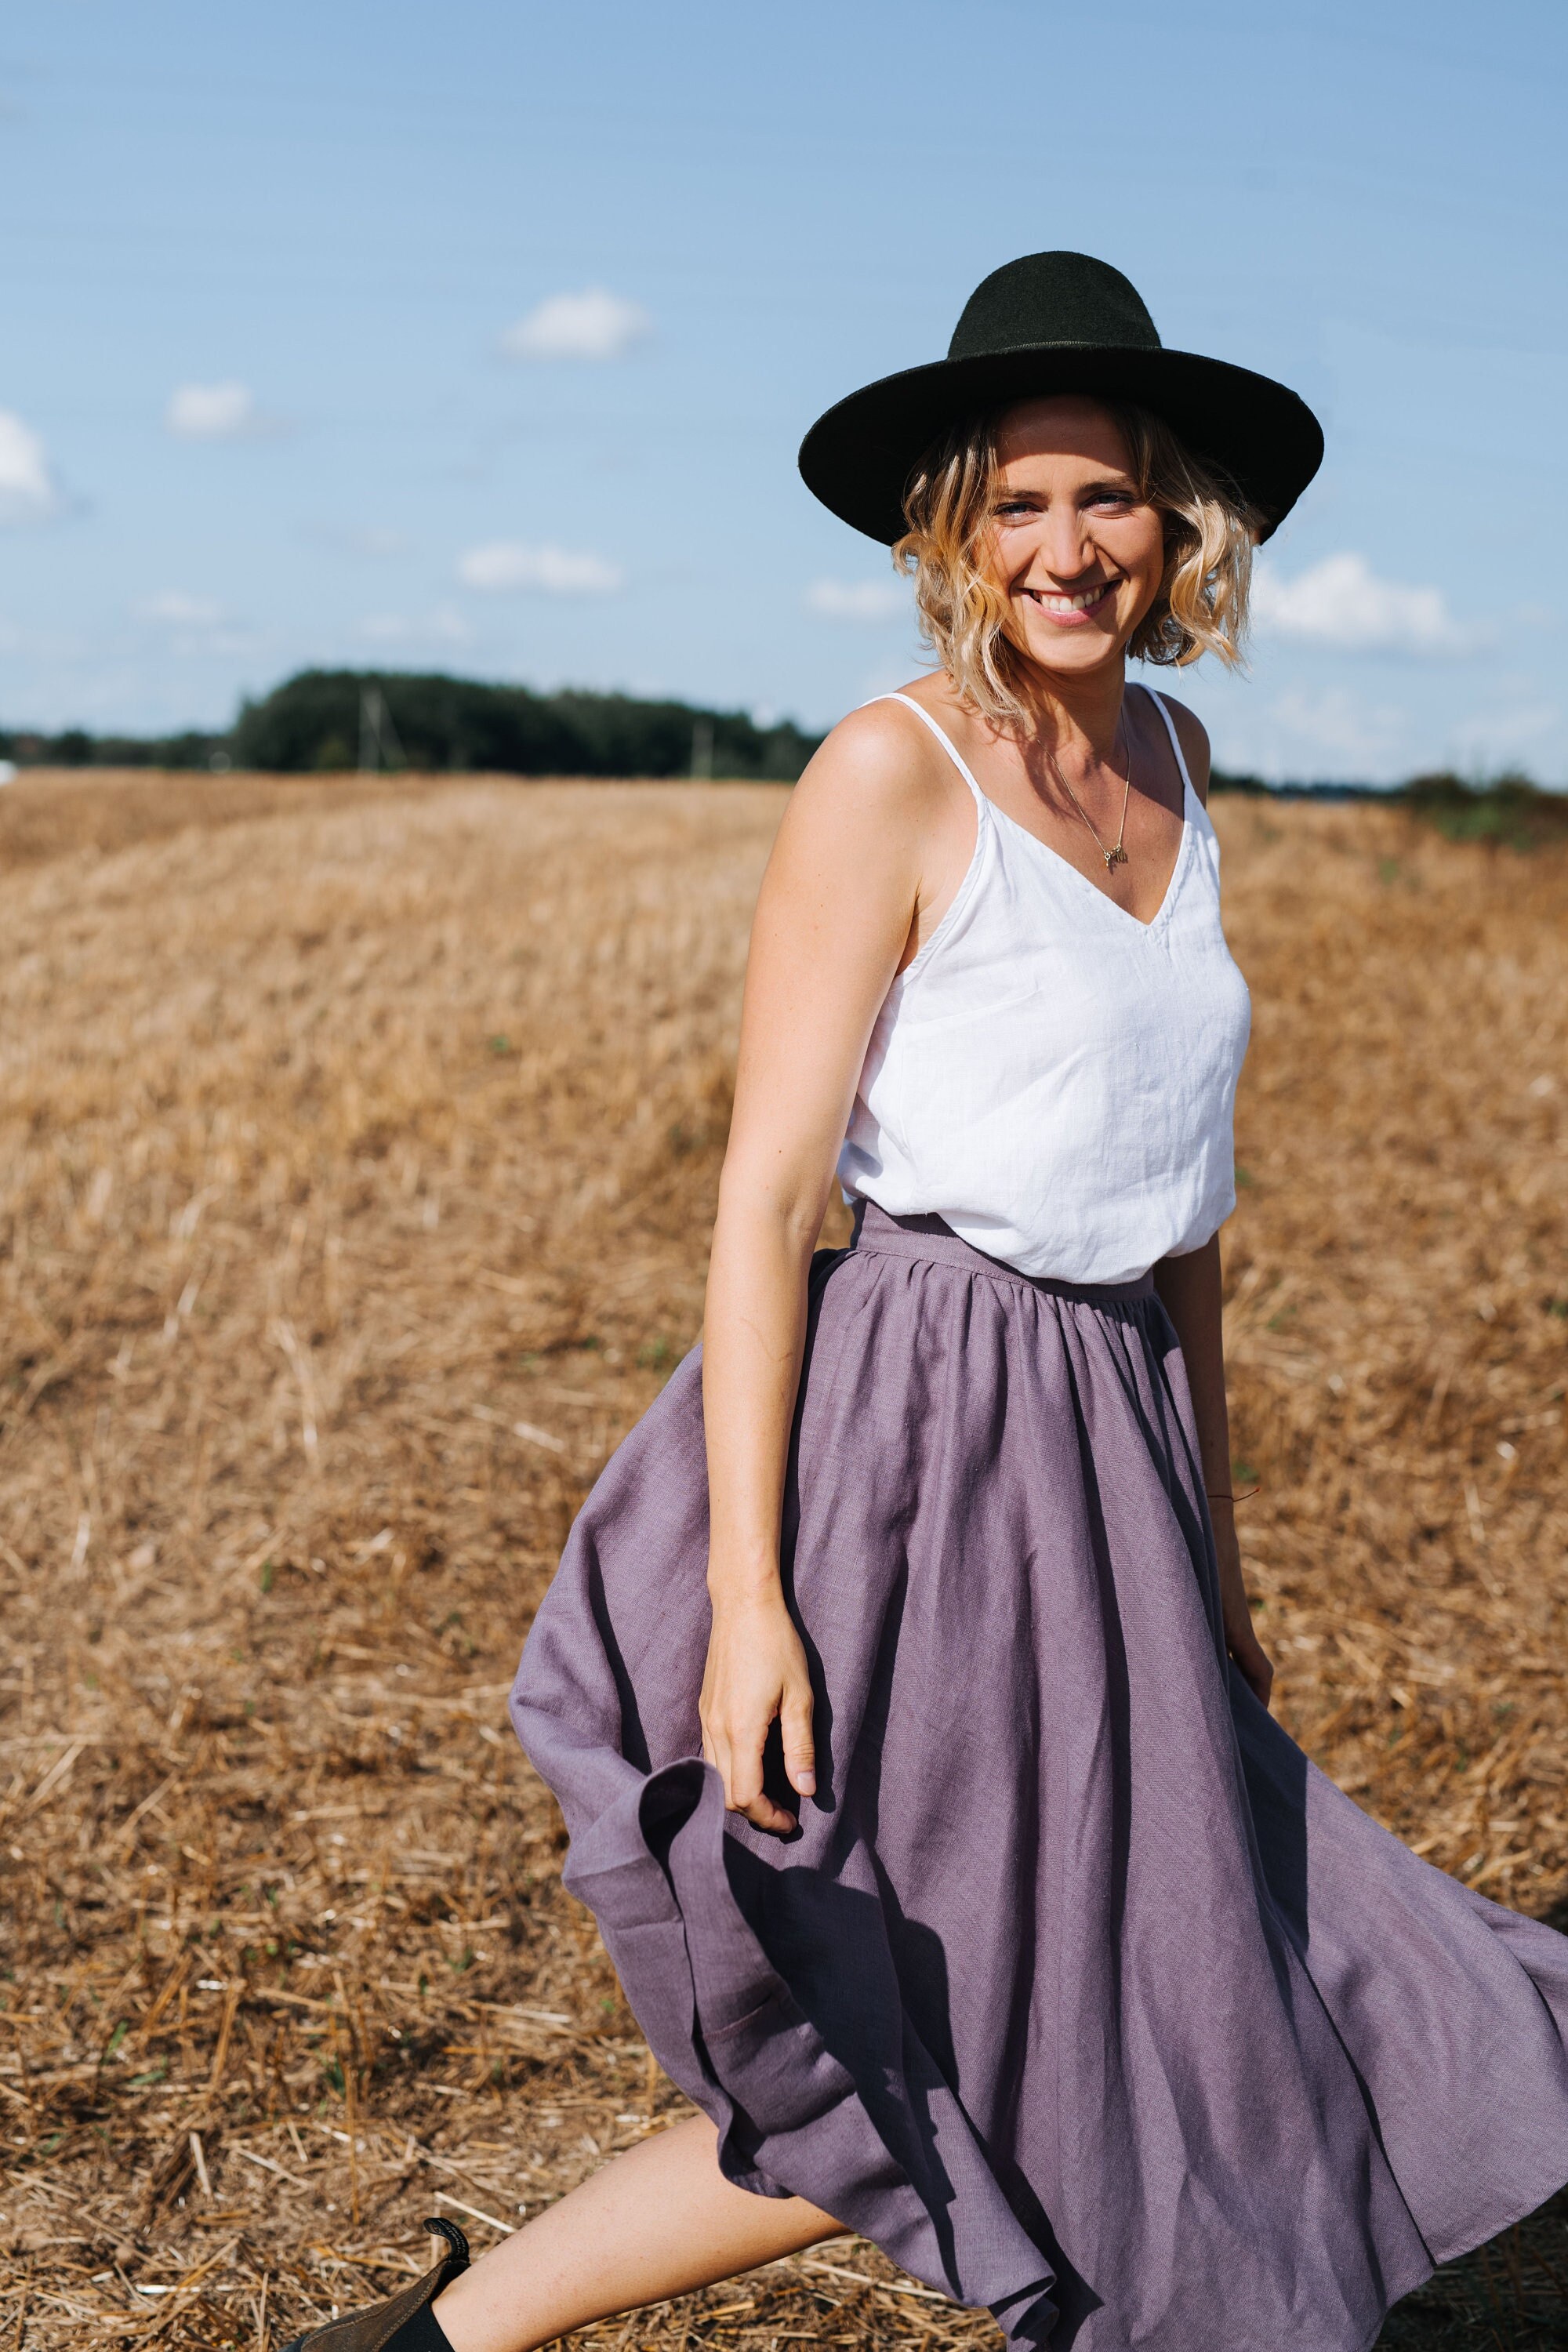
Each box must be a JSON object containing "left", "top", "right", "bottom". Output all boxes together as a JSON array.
[{"left": 892, "top": 400, "right": 1265, "bottom": 726}]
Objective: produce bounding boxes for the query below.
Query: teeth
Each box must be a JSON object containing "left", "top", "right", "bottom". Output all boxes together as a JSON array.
[{"left": 1031, "top": 583, "right": 1113, "bottom": 612}]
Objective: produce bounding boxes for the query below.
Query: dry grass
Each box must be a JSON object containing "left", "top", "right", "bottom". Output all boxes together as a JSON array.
[{"left": 0, "top": 768, "right": 1563, "bottom": 2350}]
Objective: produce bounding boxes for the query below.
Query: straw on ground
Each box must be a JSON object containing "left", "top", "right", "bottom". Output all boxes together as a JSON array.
[{"left": 0, "top": 769, "right": 1563, "bottom": 2348}]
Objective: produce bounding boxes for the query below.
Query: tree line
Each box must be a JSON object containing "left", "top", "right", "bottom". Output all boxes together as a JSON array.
[
  {"left": 2, "top": 670, "right": 1563, "bottom": 842},
  {"left": 0, "top": 670, "right": 823, "bottom": 782}
]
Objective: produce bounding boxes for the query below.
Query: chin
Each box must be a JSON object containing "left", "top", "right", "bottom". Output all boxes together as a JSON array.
[{"left": 1020, "top": 629, "right": 1123, "bottom": 674}]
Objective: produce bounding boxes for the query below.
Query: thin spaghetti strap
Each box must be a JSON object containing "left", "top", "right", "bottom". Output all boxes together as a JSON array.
[
  {"left": 1143, "top": 684, "right": 1196, "bottom": 800},
  {"left": 865, "top": 691, "right": 988, "bottom": 808}
]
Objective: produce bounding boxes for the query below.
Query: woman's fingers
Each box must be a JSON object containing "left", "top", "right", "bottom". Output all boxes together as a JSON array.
[
  {"left": 721, "top": 1717, "right": 764, "bottom": 1813},
  {"left": 1229, "top": 1628, "right": 1275, "bottom": 1711},
  {"left": 699, "top": 1593, "right": 815, "bottom": 1834},
  {"left": 702, "top": 1705, "right": 805, "bottom": 1831},
  {"left": 1212, "top": 1529, "right": 1274, "bottom": 1714},
  {"left": 719, "top": 1714, "right": 799, "bottom": 1834},
  {"left": 779, "top": 1682, "right": 816, "bottom": 1798}
]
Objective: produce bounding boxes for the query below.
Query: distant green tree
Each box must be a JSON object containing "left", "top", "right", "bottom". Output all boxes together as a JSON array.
[
  {"left": 1403, "top": 770, "right": 1568, "bottom": 850},
  {"left": 228, "top": 670, "right": 820, "bottom": 779},
  {"left": 0, "top": 725, "right": 226, "bottom": 768},
  {"left": 230, "top": 670, "right": 579, "bottom": 774}
]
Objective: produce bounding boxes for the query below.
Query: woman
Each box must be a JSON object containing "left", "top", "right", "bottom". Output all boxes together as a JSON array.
[{"left": 289, "top": 255, "right": 1568, "bottom": 2352}]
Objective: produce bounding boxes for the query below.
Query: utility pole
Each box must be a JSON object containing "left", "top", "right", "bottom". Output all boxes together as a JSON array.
[
  {"left": 359, "top": 687, "right": 406, "bottom": 772},
  {"left": 690, "top": 717, "right": 713, "bottom": 780}
]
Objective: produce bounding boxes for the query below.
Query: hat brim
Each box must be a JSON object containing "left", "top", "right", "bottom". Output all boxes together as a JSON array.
[{"left": 797, "top": 344, "right": 1323, "bottom": 545}]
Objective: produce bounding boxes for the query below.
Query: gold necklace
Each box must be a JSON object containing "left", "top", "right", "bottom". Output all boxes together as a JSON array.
[{"left": 1047, "top": 711, "right": 1132, "bottom": 871}]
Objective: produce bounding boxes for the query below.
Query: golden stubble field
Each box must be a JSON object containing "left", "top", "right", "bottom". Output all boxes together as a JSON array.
[{"left": 0, "top": 767, "right": 1565, "bottom": 2350}]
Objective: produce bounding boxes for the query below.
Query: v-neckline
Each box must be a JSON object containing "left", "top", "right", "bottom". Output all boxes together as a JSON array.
[
  {"left": 888, "top": 688, "right": 1194, "bottom": 939},
  {"left": 980, "top": 779, "right": 1194, "bottom": 938}
]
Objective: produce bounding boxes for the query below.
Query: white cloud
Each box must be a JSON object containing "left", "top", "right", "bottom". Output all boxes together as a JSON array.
[
  {"left": 0, "top": 410, "right": 60, "bottom": 524},
  {"left": 500, "top": 288, "right": 652, "bottom": 362},
  {"left": 457, "top": 540, "right": 624, "bottom": 596},
  {"left": 358, "top": 605, "right": 470, "bottom": 644},
  {"left": 806, "top": 577, "right": 909, "bottom": 623},
  {"left": 165, "top": 380, "right": 260, "bottom": 440},
  {"left": 1252, "top": 551, "right": 1474, "bottom": 657},
  {"left": 134, "top": 590, "right": 225, "bottom": 627}
]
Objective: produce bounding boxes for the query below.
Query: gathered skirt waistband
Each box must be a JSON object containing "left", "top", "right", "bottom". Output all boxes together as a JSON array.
[{"left": 849, "top": 1198, "right": 1157, "bottom": 1305}]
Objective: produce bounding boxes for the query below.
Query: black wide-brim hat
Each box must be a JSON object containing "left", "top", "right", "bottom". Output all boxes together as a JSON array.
[{"left": 799, "top": 251, "right": 1323, "bottom": 545}]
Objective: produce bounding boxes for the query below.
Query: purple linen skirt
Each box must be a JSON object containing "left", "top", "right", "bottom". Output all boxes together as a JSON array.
[{"left": 511, "top": 1205, "right": 1568, "bottom": 2351}]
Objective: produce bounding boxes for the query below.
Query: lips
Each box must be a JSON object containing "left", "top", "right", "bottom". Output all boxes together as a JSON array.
[{"left": 1022, "top": 579, "right": 1121, "bottom": 620}]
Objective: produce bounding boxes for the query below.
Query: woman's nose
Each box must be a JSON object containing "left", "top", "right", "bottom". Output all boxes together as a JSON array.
[{"left": 1038, "top": 510, "right": 1094, "bottom": 579}]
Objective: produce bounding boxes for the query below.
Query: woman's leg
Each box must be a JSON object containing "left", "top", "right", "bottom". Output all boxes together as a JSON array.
[{"left": 431, "top": 2114, "right": 844, "bottom": 2352}]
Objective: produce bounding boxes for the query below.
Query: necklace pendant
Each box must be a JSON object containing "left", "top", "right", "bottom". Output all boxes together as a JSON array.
[{"left": 1105, "top": 843, "right": 1128, "bottom": 869}]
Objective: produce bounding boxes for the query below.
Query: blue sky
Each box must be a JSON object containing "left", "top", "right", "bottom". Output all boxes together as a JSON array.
[{"left": 3, "top": 0, "right": 1566, "bottom": 781}]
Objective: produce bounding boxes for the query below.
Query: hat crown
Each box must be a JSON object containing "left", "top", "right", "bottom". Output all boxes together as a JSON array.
[{"left": 948, "top": 252, "right": 1162, "bottom": 362}]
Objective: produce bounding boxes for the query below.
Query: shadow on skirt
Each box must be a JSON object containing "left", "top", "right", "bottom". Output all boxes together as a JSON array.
[{"left": 511, "top": 1204, "right": 1568, "bottom": 2351}]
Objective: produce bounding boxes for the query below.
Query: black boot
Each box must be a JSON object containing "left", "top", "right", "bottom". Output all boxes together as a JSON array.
[{"left": 280, "top": 2218, "right": 470, "bottom": 2352}]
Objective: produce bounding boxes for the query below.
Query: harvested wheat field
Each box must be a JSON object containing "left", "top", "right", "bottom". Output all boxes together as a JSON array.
[{"left": 1, "top": 766, "right": 1565, "bottom": 2350}]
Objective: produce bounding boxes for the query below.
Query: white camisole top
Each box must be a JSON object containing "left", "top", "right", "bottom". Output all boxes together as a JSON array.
[{"left": 837, "top": 688, "right": 1252, "bottom": 1287}]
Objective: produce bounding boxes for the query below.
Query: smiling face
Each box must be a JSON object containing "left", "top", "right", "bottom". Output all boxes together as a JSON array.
[{"left": 983, "top": 397, "right": 1167, "bottom": 682}]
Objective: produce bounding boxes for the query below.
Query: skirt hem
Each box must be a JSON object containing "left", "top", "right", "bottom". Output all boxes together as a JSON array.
[{"left": 562, "top": 1753, "right": 1062, "bottom": 2339}]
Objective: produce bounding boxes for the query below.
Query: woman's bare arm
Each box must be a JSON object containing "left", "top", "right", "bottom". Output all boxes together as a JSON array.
[
  {"left": 1152, "top": 1237, "right": 1272, "bottom": 1708},
  {"left": 1149, "top": 698, "right": 1271, "bottom": 1705},
  {"left": 700, "top": 707, "right": 966, "bottom": 1831}
]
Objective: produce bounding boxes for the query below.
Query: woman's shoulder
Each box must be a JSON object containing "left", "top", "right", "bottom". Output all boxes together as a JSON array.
[
  {"left": 791, "top": 683, "right": 969, "bottom": 826},
  {"left": 1140, "top": 686, "right": 1211, "bottom": 807},
  {"left": 814, "top": 679, "right": 954, "bottom": 760}
]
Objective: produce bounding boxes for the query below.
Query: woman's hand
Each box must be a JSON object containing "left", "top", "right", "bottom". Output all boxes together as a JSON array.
[
  {"left": 699, "top": 1584, "right": 817, "bottom": 1835},
  {"left": 1210, "top": 1500, "right": 1273, "bottom": 1708}
]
